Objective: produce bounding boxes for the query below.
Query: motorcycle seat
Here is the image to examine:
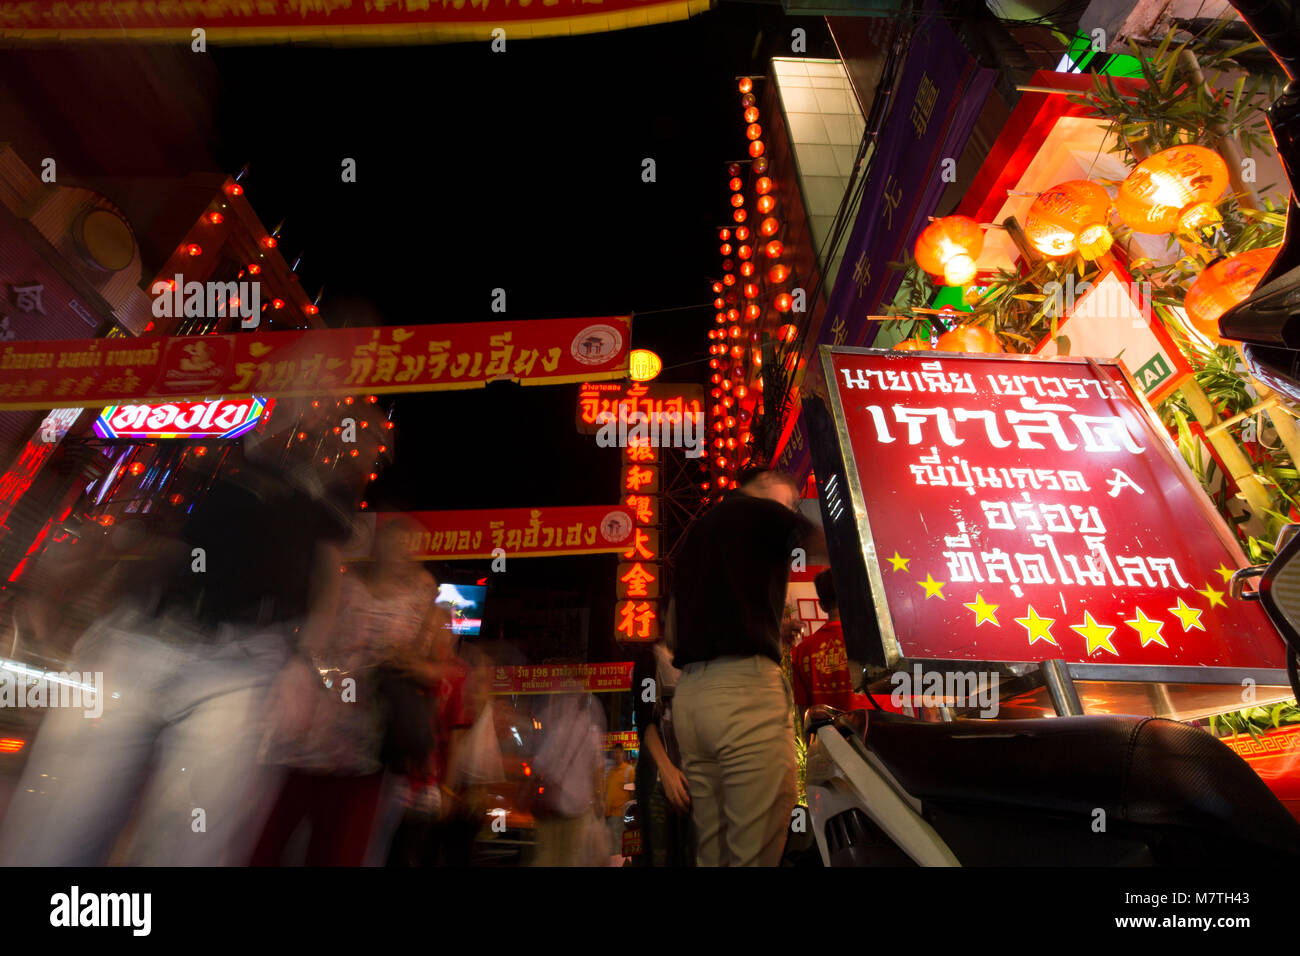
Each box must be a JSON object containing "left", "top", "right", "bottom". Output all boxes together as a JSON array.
[{"left": 863, "top": 711, "right": 1300, "bottom": 857}]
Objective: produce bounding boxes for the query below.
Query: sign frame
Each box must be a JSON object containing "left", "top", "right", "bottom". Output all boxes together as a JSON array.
[{"left": 812, "top": 344, "right": 1291, "bottom": 688}]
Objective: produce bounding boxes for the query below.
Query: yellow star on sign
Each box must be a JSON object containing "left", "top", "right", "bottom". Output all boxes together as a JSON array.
[
  {"left": 887, "top": 551, "right": 910, "bottom": 572},
  {"left": 917, "top": 574, "right": 945, "bottom": 600},
  {"left": 1015, "top": 605, "right": 1058, "bottom": 647},
  {"left": 1071, "top": 610, "right": 1118, "bottom": 657},
  {"left": 1124, "top": 607, "right": 1167, "bottom": 648},
  {"left": 963, "top": 592, "right": 1000, "bottom": 627},
  {"left": 1168, "top": 597, "right": 1206, "bottom": 633},
  {"left": 1196, "top": 583, "right": 1227, "bottom": 609},
  {"left": 1214, "top": 563, "right": 1236, "bottom": 584}
]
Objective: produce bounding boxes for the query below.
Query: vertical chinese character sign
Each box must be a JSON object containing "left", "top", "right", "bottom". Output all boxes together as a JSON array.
[
  {"left": 817, "top": 348, "right": 1288, "bottom": 681},
  {"left": 617, "top": 435, "right": 662, "bottom": 643}
]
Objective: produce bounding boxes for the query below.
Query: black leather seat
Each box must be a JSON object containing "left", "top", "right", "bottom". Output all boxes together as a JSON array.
[{"left": 863, "top": 712, "right": 1300, "bottom": 861}]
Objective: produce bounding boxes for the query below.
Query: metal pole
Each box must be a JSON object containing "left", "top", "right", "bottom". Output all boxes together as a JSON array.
[{"left": 1042, "top": 658, "right": 1084, "bottom": 716}]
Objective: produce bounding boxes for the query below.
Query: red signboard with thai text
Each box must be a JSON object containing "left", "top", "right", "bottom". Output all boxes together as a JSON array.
[
  {"left": 0, "top": 317, "right": 630, "bottom": 411},
  {"left": 489, "top": 662, "right": 634, "bottom": 695},
  {"left": 824, "top": 348, "right": 1288, "bottom": 676},
  {"left": 347, "top": 505, "right": 636, "bottom": 561},
  {"left": 575, "top": 380, "right": 705, "bottom": 435}
]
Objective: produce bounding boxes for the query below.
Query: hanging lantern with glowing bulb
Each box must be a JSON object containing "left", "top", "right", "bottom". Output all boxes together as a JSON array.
[
  {"left": 764, "top": 240, "right": 783, "bottom": 259},
  {"left": 738, "top": 78, "right": 752, "bottom": 94},
  {"left": 748, "top": 140, "right": 765, "bottom": 159},
  {"left": 1183, "top": 245, "right": 1281, "bottom": 344},
  {"left": 756, "top": 195, "right": 775, "bottom": 214},
  {"left": 915, "top": 216, "right": 984, "bottom": 286},
  {"left": 744, "top": 107, "right": 759, "bottom": 124},
  {"left": 1024, "top": 180, "right": 1114, "bottom": 259},
  {"left": 768, "top": 264, "right": 790, "bottom": 284},
  {"left": 746, "top": 124, "right": 762, "bottom": 141},
  {"left": 734, "top": 226, "right": 750, "bottom": 241},
  {"left": 774, "top": 293, "right": 793, "bottom": 313},
  {"left": 629, "top": 349, "right": 663, "bottom": 382},
  {"left": 777, "top": 323, "right": 798, "bottom": 343},
  {"left": 1115, "top": 145, "right": 1229, "bottom": 234},
  {"left": 935, "top": 324, "right": 1003, "bottom": 354}
]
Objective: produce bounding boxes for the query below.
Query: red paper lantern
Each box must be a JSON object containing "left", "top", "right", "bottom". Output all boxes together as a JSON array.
[
  {"left": 738, "top": 78, "right": 753, "bottom": 93},
  {"left": 777, "top": 323, "right": 797, "bottom": 343},
  {"left": 1024, "top": 180, "right": 1114, "bottom": 259},
  {"left": 764, "top": 240, "right": 783, "bottom": 259},
  {"left": 746, "top": 124, "right": 762, "bottom": 141},
  {"left": 753, "top": 157, "right": 769, "bottom": 174},
  {"left": 739, "top": 262, "right": 755, "bottom": 277},
  {"left": 768, "top": 264, "right": 790, "bottom": 284},
  {"left": 1115, "top": 145, "right": 1229, "bottom": 234},
  {"left": 935, "top": 324, "right": 1003, "bottom": 353},
  {"left": 1183, "top": 245, "right": 1281, "bottom": 344},
  {"left": 729, "top": 177, "right": 743, "bottom": 192},
  {"left": 915, "top": 216, "right": 984, "bottom": 286},
  {"left": 735, "top": 226, "right": 750, "bottom": 241},
  {"left": 748, "top": 140, "right": 765, "bottom": 158},
  {"left": 744, "top": 107, "right": 760, "bottom": 124},
  {"left": 774, "top": 293, "right": 793, "bottom": 312},
  {"left": 893, "top": 338, "right": 933, "bottom": 352},
  {"left": 737, "top": 245, "right": 752, "bottom": 260},
  {"left": 760, "top": 217, "right": 780, "bottom": 237}
]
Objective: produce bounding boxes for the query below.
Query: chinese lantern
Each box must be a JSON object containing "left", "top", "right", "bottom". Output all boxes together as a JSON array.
[
  {"left": 744, "top": 305, "right": 761, "bottom": 321},
  {"left": 768, "top": 264, "right": 790, "bottom": 284},
  {"left": 185, "top": 243, "right": 202, "bottom": 257},
  {"left": 720, "top": 243, "right": 732, "bottom": 256},
  {"left": 629, "top": 349, "right": 663, "bottom": 381},
  {"left": 774, "top": 293, "right": 793, "bottom": 312},
  {"left": 712, "top": 281, "right": 724, "bottom": 293},
  {"left": 735, "top": 226, "right": 750, "bottom": 241},
  {"left": 129, "top": 461, "right": 145, "bottom": 477},
  {"left": 719, "top": 228, "right": 731, "bottom": 240},
  {"left": 760, "top": 217, "right": 780, "bottom": 237},
  {"left": 753, "top": 157, "right": 769, "bottom": 174},
  {"left": 777, "top": 323, "right": 797, "bottom": 343},
  {"left": 749, "top": 140, "right": 765, "bottom": 158},
  {"left": 1024, "top": 180, "right": 1114, "bottom": 259},
  {"left": 755, "top": 177, "right": 773, "bottom": 195},
  {"left": 935, "top": 324, "right": 1003, "bottom": 353},
  {"left": 756, "top": 195, "right": 776, "bottom": 214},
  {"left": 729, "top": 177, "right": 743, "bottom": 191},
  {"left": 764, "top": 240, "right": 783, "bottom": 259},
  {"left": 723, "top": 274, "right": 736, "bottom": 287},
  {"left": 740, "top": 262, "right": 755, "bottom": 277},
  {"left": 893, "top": 338, "right": 932, "bottom": 351},
  {"left": 733, "top": 209, "right": 747, "bottom": 223},
  {"left": 743, "top": 283, "right": 759, "bottom": 298},
  {"left": 915, "top": 216, "right": 984, "bottom": 286},
  {"left": 744, "top": 107, "right": 760, "bottom": 124},
  {"left": 730, "top": 193, "right": 745, "bottom": 209},
  {"left": 738, "top": 245, "right": 752, "bottom": 260},
  {"left": 207, "top": 211, "right": 224, "bottom": 225},
  {"left": 1115, "top": 145, "right": 1229, "bottom": 234},
  {"left": 738, "top": 78, "right": 752, "bottom": 93},
  {"left": 746, "top": 124, "right": 762, "bottom": 141},
  {"left": 1183, "top": 245, "right": 1280, "bottom": 344}
]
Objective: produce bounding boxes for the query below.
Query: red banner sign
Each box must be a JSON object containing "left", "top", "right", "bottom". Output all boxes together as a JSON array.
[
  {"left": 0, "top": 316, "right": 630, "bottom": 411},
  {"left": 0, "top": 1, "right": 706, "bottom": 43},
  {"left": 489, "top": 662, "right": 634, "bottom": 695},
  {"left": 824, "top": 349, "right": 1288, "bottom": 676},
  {"left": 94, "top": 395, "right": 272, "bottom": 440},
  {"left": 348, "top": 505, "right": 636, "bottom": 561}
]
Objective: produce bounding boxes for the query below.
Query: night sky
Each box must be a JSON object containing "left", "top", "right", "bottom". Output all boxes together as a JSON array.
[{"left": 3, "top": 4, "right": 838, "bottom": 658}]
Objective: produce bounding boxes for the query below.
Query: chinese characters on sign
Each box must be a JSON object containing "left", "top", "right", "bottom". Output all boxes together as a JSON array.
[
  {"left": 0, "top": 316, "right": 631, "bottom": 411},
  {"left": 615, "top": 432, "right": 663, "bottom": 643},
  {"left": 347, "top": 505, "right": 636, "bottom": 562},
  {"left": 826, "top": 350, "right": 1287, "bottom": 673}
]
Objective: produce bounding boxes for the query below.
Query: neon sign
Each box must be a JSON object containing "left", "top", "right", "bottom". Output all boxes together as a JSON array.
[{"left": 93, "top": 396, "right": 272, "bottom": 440}]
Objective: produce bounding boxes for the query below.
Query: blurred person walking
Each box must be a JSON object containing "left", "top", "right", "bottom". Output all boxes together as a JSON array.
[
  {"left": 669, "top": 466, "right": 825, "bottom": 867},
  {"left": 528, "top": 683, "right": 606, "bottom": 866},
  {"left": 0, "top": 397, "right": 368, "bottom": 866},
  {"left": 251, "top": 516, "right": 439, "bottom": 866}
]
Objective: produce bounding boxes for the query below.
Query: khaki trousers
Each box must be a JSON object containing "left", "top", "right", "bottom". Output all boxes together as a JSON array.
[{"left": 673, "top": 655, "right": 797, "bottom": 866}]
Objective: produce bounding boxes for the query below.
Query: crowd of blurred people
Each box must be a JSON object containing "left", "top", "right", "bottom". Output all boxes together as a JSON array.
[{"left": 0, "top": 390, "right": 823, "bottom": 867}]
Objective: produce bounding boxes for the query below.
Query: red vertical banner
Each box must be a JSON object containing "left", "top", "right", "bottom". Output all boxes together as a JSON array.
[{"left": 614, "top": 436, "right": 662, "bottom": 643}]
